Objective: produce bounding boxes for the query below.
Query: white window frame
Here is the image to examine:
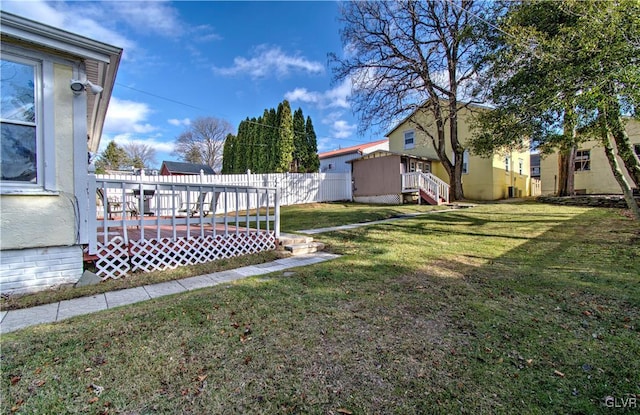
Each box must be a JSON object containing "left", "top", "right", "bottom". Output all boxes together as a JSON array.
[
  {"left": 462, "top": 150, "right": 469, "bottom": 174},
  {"left": 518, "top": 158, "right": 523, "bottom": 175},
  {"left": 1, "top": 47, "right": 56, "bottom": 194},
  {"left": 575, "top": 150, "right": 591, "bottom": 172},
  {"left": 404, "top": 130, "right": 415, "bottom": 149}
]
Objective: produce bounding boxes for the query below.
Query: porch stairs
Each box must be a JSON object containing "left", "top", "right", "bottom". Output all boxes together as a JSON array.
[
  {"left": 278, "top": 233, "right": 325, "bottom": 255},
  {"left": 402, "top": 172, "right": 450, "bottom": 205}
]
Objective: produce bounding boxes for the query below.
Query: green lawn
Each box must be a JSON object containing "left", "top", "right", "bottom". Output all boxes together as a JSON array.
[{"left": 2, "top": 202, "right": 639, "bottom": 414}]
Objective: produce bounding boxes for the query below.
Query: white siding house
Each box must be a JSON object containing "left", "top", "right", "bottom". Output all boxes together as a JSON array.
[
  {"left": 319, "top": 139, "right": 389, "bottom": 174},
  {"left": 0, "top": 11, "right": 122, "bottom": 294}
]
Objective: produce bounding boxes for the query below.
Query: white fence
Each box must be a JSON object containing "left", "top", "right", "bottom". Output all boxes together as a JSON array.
[{"left": 95, "top": 171, "right": 352, "bottom": 214}]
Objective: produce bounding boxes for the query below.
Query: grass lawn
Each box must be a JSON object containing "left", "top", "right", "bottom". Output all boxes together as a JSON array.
[{"left": 1, "top": 201, "right": 639, "bottom": 414}]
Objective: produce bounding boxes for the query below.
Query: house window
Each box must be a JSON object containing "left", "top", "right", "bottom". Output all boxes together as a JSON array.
[
  {"left": 1, "top": 56, "right": 39, "bottom": 184},
  {"left": 575, "top": 150, "right": 590, "bottom": 171},
  {"left": 327, "top": 163, "right": 334, "bottom": 170},
  {"left": 409, "top": 160, "right": 416, "bottom": 172},
  {"left": 518, "top": 158, "right": 523, "bottom": 175},
  {"left": 505, "top": 156, "right": 510, "bottom": 173},
  {"left": 462, "top": 150, "right": 469, "bottom": 174},
  {"left": 404, "top": 130, "right": 415, "bottom": 149}
]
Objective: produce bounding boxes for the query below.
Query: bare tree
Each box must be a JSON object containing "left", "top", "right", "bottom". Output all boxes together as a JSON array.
[
  {"left": 122, "top": 142, "right": 157, "bottom": 169},
  {"left": 173, "top": 117, "right": 233, "bottom": 171},
  {"left": 330, "top": 0, "right": 488, "bottom": 200}
]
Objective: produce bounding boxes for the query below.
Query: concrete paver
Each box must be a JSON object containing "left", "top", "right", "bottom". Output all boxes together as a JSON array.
[
  {"left": 209, "top": 270, "right": 244, "bottom": 283},
  {"left": 105, "top": 287, "right": 150, "bottom": 308},
  {"left": 1, "top": 248, "right": 346, "bottom": 334},
  {"left": 177, "top": 275, "right": 218, "bottom": 291},
  {"left": 1, "top": 303, "right": 59, "bottom": 333},
  {"left": 144, "top": 280, "right": 186, "bottom": 299},
  {"left": 57, "top": 295, "right": 107, "bottom": 321}
]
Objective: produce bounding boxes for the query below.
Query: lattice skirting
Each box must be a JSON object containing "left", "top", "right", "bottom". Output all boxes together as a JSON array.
[
  {"left": 353, "top": 194, "right": 401, "bottom": 205},
  {"left": 94, "top": 232, "right": 276, "bottom": 280}
]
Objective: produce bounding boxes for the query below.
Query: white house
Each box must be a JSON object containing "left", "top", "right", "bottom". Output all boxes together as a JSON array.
[
  {"left": 319, "top": 139, "right": 389, "bottom": 174},
  {"left": 0, "top": 11, "right": 122, "bottom": 294}
]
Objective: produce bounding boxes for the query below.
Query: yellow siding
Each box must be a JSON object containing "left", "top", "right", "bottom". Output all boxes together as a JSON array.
[
  {"left": 388, "top": 105, "right": 531, "bottom": 200},
  {"left": 540, "top": 119, "right": 640, "bottom": 195},
  {"left": 0, "top": 64, "right": 78, "bottom": 250}
]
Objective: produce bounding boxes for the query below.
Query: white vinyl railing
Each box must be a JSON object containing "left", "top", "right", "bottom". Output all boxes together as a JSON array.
[
  {"left": 402, "top": 172, "right": 450, "bottom": 204},
  {"left": 85, "top": 171, "right": 353, "bottom": 255},
  {"left": 88, "top": 175, "right": 280, "bottom": 255}
]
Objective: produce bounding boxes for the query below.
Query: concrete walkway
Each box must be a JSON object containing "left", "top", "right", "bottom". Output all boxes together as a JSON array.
[
  {"left": 296, "top": 206, "right": 470, "bottom": 235},
  {"left": 0, "top": 252, "right": 339, "bottom": 334}
]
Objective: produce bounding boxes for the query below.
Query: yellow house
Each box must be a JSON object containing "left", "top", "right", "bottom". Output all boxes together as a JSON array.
[
  {"left": 540, "top": 119, "right": 640, "bottom": 195},
  {"left": 0, "top": 12, "right": 122, "bottom": 293},
  {"left": 386, "top": 103, "right": 531, "bottom": 201}
]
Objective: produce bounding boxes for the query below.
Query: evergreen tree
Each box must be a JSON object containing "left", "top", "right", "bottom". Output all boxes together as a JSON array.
[
  {"left": 95, "top": 141, "right": 131, "bottom": 174},
  {"left": 221, "top": 133, "right": 236, "bottom": 174},
  {"left": 292, "top": 108, "right": 307, "bottom": 173},
  {"left": 305, "top": 116, "right": 320, "bottom": 172},
  {"left": 275, "top": 100, "right": 295, "bottom": 173},
  {"left": 265, "top": 108, "right": 278, "bottom": 172}
]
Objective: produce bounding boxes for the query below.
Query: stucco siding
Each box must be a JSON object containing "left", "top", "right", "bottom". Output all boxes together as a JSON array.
[{"left": 0, "top": 62, "right": 78, "bottom": 250}]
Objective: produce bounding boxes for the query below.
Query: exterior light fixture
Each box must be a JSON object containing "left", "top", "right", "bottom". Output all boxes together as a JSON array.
[{"left": 70, "top": 79, "right": 104, "bottom": 95}]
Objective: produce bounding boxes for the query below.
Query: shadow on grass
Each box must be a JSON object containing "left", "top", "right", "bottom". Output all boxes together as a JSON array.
[{"left": 2, "top": 204, "right": 638, "bottom": 415}]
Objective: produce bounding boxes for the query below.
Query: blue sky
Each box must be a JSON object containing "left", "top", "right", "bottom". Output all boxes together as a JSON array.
[{"left": 3, "top": 1, "right": 374, "bottom": 169}]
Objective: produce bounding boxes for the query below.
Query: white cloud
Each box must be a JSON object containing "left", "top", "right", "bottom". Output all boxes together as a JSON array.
[
  {"left": 320, "top": 111, "right": 357, "bottom": 141},
  {"left": 2, "top": 1, "right": 136, "bottom": 52},
  {"left": 330, "top": 120, "right": 357, "bottom": 139},
  {"left": 285, "top": 78, "right": 351, "bottom": 109},
  {"left": 110, "top": 134, "right": 175, "bottom": 154},
  {"left": 213, "top": 45, "right": 324, "bottom": 79},
  {"left": 168, "top": 118, "right": 192, "bottom": 127},
  {"left": 105, "top": 1, "right": 184, "bottom": 37},
  {"left": 104, "top": 97, "right": 156, "bottom": 135}
]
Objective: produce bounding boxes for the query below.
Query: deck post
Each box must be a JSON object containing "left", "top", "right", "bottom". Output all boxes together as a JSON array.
[
  {"left": 87, "top": 174, "right": 98, "bottom": 254},
  {"left": 274, "top": 183, "right": 281, "bottom": 239}
]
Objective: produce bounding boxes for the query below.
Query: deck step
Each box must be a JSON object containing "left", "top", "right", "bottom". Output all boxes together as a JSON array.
[
  {"left": 284, "top": 241, "right": 325, "bottom": 255},
  {"left": 278, "top": 233, "right": 314, "bottom": 246}
]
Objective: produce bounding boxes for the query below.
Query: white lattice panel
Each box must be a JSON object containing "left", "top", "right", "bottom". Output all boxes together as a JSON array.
[
  {"left": 129, "top": 232, "right": 276, "bottom": 274},
  {"left": 353, "top": 194, "right": 401, "bottom": 205},
  {"left": 95, "top": 236, "right": 131, "bottom": 280}
]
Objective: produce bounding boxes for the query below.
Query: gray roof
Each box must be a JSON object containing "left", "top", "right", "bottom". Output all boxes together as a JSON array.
[{"left": 161, "top": 161, "right": 215, "bottom": 175}]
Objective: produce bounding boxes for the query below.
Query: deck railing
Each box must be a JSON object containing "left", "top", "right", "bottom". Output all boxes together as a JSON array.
[
  {"left": 88, "top": 174, "right": 280, "bottom": 255},
  {"left": 402, "top": 172, "right": 450, "bottom": 204}
]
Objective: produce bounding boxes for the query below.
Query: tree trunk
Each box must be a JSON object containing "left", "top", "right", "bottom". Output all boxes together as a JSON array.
[
  {"left": 609, "top": 114, "right": 640, "bottom": 188},
  {"left": 556, "top": 146, "right": 575, "bottom": 197},
  {"left": 602, "top": 134, "right": 640, "bottom": 221}
]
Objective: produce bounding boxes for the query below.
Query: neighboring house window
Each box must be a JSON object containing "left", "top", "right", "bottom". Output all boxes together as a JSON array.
[
  {"left": 1, "top": 55, "right": 39, "bottom": 184},
  {"left": 575, "top": 150, "right": 591, "bottom": 171},
  {"left": 404, "top": 130, "right": 415, "bottom": 149},
  {"left": 462, "top": 150, "right": 469, "bottom": 174},
  {"left": 518, "top": 158, "right": 523, "bottom": 175},
  {"left": 505, "top": 156, "right": 510, "bottom": 173},
  {"left": 327, "top": 163, "right": 334, "bottom": 170}
]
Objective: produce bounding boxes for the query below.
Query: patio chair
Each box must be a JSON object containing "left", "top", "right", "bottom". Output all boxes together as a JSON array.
[
  {"left": 96, "top": 189, "right": 139, "bottom": 219},
  {"left": 177, "top": 192, "right": 210, "bottom": 217}
]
